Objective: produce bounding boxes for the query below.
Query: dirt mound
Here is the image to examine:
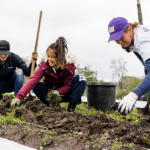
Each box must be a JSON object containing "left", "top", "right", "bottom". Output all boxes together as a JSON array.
[
  {"left": 0, "top": 96, "right": 150, "bottom": 150},
  {"left": 15, "top": 108, "right": 38, "bottom": 124}
]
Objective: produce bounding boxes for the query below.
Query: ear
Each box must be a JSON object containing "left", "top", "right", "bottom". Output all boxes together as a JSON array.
[{"left": 128, "top": 26, "right": 132, "bottom": 31}]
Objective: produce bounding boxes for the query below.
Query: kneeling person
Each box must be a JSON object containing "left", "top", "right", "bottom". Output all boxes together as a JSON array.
[
  {"left": 11, "top": 37, "right": 87, "bottom": 112},
  {"left": 0, "top": 40, "right": 37, "bottom": 99}
]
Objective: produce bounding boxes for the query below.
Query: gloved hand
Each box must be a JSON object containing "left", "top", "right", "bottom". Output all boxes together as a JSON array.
[
  {"left": 53, "top": 90, "right": 59, "bottom": 95},
  {"left": 11, "top": 98, "right": 21, "bottom": 107},
  {"left": 118, "top": 92, "right": 138, "bottom": 115},
  {"left": 32, "top": 51, "right": 38, "bottom": 61}
]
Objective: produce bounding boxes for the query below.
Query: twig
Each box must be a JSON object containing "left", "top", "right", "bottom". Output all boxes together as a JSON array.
[{"left": 28, "top": 122, "right": 48, "bottom": 129}]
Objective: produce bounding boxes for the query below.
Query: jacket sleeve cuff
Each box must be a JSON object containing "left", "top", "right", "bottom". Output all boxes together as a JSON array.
[{"left": 15, "top": 96, "right": 22, "bottom": 101}]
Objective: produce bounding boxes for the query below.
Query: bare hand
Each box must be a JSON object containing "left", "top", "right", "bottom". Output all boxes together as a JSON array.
[{"left": 32, "top": 51, "right": 38, "bottom": 61}]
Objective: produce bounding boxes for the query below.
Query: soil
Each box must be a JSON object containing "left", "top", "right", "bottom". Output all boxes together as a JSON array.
[{"left": 0, "top": 96, "right": 150, "bottom": 150}]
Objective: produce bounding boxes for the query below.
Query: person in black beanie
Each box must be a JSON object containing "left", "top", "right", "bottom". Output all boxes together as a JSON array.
[{"left": 0, "top": 40, "right": 38, "bottom": 99}]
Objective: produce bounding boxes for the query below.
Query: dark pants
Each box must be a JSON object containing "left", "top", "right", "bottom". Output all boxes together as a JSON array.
[
  {"left": 0, "top": 69, "right": 24, "bottom": 99},
  {"left": 33, "top": 74, "right": 87, "bottom": 106}
]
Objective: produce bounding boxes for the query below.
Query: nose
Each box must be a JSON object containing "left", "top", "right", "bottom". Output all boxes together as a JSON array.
[
  {"left": 1, "top": 54, "right": 6, "bottom": 57},
  {"left": 116, "top": 39, "right": 123, "bottom": 45},
  {"left": 48, "top": 57, "right": 53, "bottom": 62}
]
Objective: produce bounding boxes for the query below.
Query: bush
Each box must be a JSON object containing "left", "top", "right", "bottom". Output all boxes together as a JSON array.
[
  {"left": 116, "top": 89, "right": 129, "bottom": 99},
  {"left": 116, "top": 76, "right": 144, "bottom": 99}
]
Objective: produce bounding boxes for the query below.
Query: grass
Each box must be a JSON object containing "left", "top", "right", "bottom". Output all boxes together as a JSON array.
[
  {"left": 60, "top": 102, "right": 144, "bottom": 124},
  {"left": 2, "top": 93, "right": 15, "bottom": 98},
  {"left": 61, "top": 102, "right": 104, "bottom": 115},
  {"left": 0, "top": 94, "right": 146, "bottom": 149},
  {"left": 0, "top": 108, "right": 28, "bottom": 125},
  {"left": 0, "top": 93, "right": 144, "bottom": 126}
]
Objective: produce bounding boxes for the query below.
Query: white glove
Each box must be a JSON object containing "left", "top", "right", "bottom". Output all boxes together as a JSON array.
[
  {"left": 118, "top": 92, "right": 138, "bottom": 115},
  {"left": 53, "top": 90, "right": 59, "bottom": 95}
]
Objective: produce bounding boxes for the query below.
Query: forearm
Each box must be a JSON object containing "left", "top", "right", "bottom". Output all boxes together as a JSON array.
[
  {"left": 132, "top": 71, "right": 150, "bottom": 98},
  {"left": 16, "top": 76, "right": 39, "bottom": 100},
  {"left": 132, "top": 58, "right": 150, "bottom": 97},
  {"left": 16, "top": 68, "right": 43, "bottom": 100}
]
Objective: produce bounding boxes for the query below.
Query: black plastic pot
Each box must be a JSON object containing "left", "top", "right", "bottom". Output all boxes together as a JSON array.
[{"left": 87, "top": 82, "right": 117, "bottom": 112}]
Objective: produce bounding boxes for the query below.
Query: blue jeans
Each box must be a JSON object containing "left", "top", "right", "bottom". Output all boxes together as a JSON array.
[
  {"left": 0, "top": 69, "right": 24, "bottom": 98},
  {"left": 33, "top": 74, "right": 87, "bottom": 106}
]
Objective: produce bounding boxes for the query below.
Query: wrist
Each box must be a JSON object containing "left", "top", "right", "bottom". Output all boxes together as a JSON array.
[
  {"left": 15, "top": 96, "right": 22, "bottom": 101},
  {"left": 132, "top": 92, "right": 138, "bottom": 98},
  {"left": 130, "top": 92, "right": 138, "bottom": 100}
]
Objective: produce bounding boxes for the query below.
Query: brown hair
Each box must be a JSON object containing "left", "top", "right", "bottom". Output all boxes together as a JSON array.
[
  {"left": 46, "top": 37, "right": 68, "bottom": 69},
  {"left": 122, "top": 22, "right": 140, "bottom": 53}
]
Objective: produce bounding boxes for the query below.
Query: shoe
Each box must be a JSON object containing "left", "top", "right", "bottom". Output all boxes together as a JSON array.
[{"left": 67, "top": 102, "right": 76, "bottom": 112}]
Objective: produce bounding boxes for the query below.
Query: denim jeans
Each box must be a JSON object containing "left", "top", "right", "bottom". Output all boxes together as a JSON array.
[
  {"left": 0, "top": 69, "right": 24, "bottom": 99},
  {"left": 33, "top": 74, "right": 87, "bottom": 106}
]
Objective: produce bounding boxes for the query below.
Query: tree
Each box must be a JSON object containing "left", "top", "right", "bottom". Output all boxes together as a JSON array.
[
  {"left": 76, "top": 64, "right": 98, "bottom": 96},
  {"left": 116, "top": 76, "right": 144, "bottom": 99},
  {"left": 98, "top": 79, "right": 104, "bottom": 83},
  {"left": 76, "top": 64, "right": 97, "bottom": 82},
  {"left": 110, "top": 57, "right": 127, "bottom": 89}
]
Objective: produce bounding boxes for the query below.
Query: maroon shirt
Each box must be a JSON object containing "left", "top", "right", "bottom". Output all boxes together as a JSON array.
[{"left": 16, "top": 61, "right": 76, "bottom": 101}]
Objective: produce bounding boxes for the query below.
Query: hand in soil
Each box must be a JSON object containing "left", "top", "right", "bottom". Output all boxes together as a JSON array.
[
  {"left": 46, "top": 90, "right": 62, "bottom": 107},
  {"left": 11, "top": 98, "right": 21, "bottom": 107},
  {"left": 118, "top": 92, "right": 138, "bottom": 115}
]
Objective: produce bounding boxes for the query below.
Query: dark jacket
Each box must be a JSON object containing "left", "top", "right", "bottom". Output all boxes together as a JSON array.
[
  {"left": 16, "top": 61, "right": 76, "bottom": 101},
  {"left": 0, "top": 52, "right": 36, "bottom": 82}
]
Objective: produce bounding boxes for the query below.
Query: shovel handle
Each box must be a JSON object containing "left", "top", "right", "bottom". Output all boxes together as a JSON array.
[
  {"left": 137, "top": 0, "right": 140, "bottom": 4},
  {"left": 30, "top": 11, "right": 42, "bottom": 77}
]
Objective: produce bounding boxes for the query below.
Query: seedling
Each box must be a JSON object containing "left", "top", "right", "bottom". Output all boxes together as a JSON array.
[
  {"left": 43, "top": 136, "right": 52, "bottom": 145},
  {"left": 22, "top": 126, "right": 29, "bottom": 135},
  {"left": 125, "top": 143, "right": 135, "bottom": 148},
  {"left": 142, "top": 133, "right": 150, "bottom": 145},
  {"left": 46, "top": 90, "right": 62, "bottom": 107},
  {"left": 79, "top": 119, "right": 82, "bottom": 122},
  {"left": 36, "top": 111, "right": 42, "bottom": 117},
  {"left": 111, "top": 138, "right": 122, "bottom": 150}
]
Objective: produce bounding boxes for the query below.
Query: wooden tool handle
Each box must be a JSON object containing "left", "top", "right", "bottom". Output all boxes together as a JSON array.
[
  {"left": 30, "top": 11, "right": 42, "bottom": 77},
  {"left": 137, "top": 0, "right": 140, "bottom": 4}
]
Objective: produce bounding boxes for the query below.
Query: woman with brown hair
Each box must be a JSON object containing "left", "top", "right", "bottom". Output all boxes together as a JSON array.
[
  {"left": 108, "top": 17, "right": 150, "bottom": 115},
  {"left": 11, "top": 37, "right": 87, "bottom": 112}
]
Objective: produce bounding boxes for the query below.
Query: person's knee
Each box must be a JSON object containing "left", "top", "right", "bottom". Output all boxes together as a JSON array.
[
  {"left": 15, "top": 69, "right": 23, "bottom": 75},
  {"left": 72, "top": 74, "right": 87, "bottom": 92},
  {"left": 78, "top": 74, "right": 87, "bottom": 85},
  {"left": 73, "top": 74, "right": 86, "bottom": 82},
  {"left": 82, "top": 80, "right": 87, "bottom": 87}
]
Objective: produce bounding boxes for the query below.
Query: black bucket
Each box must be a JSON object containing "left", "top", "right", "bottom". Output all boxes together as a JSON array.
[{"left": 87, "top": 82, "right": 117, "bottom": 112}]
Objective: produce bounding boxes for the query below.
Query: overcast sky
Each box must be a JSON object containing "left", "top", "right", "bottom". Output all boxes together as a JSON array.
[{"left": 1, "top": 0, "right": 150, "bottom": 81}]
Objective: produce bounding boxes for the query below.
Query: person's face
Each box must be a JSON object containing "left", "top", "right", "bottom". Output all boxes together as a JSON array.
[
  {"left": 47, "top": 48, "right": 57, "bottom": 67},
  {"left": 115, "top": 26, "right": 133, "bottom": 48},
  {"left": 0, "top": 54, "right": 8, "bottom": 63}
]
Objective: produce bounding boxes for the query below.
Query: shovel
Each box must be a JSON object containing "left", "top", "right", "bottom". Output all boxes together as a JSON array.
[
  {"left": 135, "top": 1, "right": 150, "bottom": 116},
  {"left": 29, "top": 11, "right": 42, "bottom": 100}
]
